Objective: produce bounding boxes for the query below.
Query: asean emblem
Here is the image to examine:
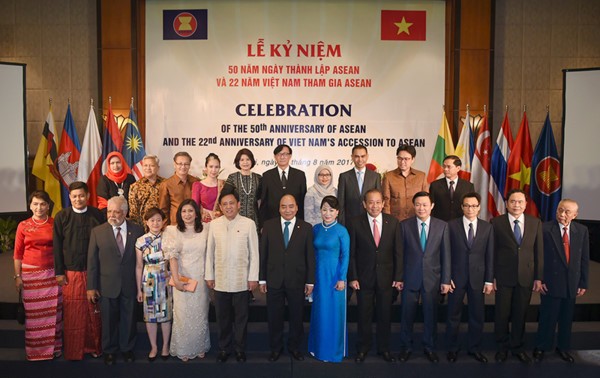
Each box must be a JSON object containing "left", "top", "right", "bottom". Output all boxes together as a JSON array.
[
  {"left": 535, "top": 157, "right": 561, "bottom": 195},
  {"left": 173, "top": 12, "right": 197, "bottom": 38}
]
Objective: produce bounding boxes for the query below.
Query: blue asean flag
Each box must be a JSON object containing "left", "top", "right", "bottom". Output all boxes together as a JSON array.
[
  {"left": 163, "top": 10, "right": 208, "bottom": 40},
  {"left": 530, "top": 114, "right": 561, "bottom": 221}
]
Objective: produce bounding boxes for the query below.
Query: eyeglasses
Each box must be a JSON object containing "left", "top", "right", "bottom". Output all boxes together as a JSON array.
[
  {"left": 397, "top": 157, "right": 412, "bottom": 162},
  {"left": 462, "top": 204, "right": 480, "bottom": 209},
  {"left": 277, "top": 152, "right": 291, "bottom": 157},
  {"left": 175, "top": 163, "right": 190, "bottom": 167}
]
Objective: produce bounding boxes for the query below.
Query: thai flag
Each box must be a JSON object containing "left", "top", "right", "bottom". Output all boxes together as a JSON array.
[{"left": 489, "top": 111, "right": 513, "bottom": 217}]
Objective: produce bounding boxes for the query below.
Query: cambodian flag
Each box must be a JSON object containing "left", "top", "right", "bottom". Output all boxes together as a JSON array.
[{"left": 57, "top": 104, "right": 81, "bottom": 207}]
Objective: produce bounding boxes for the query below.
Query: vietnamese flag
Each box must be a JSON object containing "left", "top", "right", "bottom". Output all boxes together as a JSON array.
[{"left": 381, "top": 10, "right": 426, "bottom": 41}]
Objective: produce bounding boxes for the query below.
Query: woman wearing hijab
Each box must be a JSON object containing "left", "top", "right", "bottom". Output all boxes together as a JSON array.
[
  {"left": 304, "top": 165, "right": 337, "bottom": 226},
  {"left": 97, "top": 151, "right": 136, "bottom": 212}
]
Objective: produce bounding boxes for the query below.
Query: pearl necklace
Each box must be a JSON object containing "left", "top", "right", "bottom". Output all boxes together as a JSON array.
[
  {"left": 322, "top": 220, "right": 337, "bottom": 231},
  {"left": 239, "top": 173, "right": 253, "bottom": 195},
  {"left": 31, "top": 216, "right": 49, "bottom": 226}
]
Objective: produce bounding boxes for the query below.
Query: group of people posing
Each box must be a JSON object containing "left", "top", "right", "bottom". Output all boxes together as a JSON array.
[{"left": 13, "top": 143, "right": 589, "bottom": 367}]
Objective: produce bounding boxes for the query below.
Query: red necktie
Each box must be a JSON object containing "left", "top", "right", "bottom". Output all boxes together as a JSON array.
[
  {"left": 563, "top": 227, "right": 570, "bottom": 264},
  {"left": 373, "top": 219, "right": 380, "bottom": 247}
]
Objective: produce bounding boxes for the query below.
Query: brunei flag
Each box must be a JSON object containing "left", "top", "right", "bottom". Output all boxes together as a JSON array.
[{"left": 32, "top": 107, "right": 62, "bottom": 216}]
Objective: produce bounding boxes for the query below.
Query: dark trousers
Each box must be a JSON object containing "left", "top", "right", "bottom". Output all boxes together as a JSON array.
[
  {"left": 535, "top": 294, "right": 576, "bottom": 351},
  {"left": 355, "top": 287, "right": 392, "bottom": 354},
  {"left": 494, "top": 284, "right": 532, "bottom": 353},
  {"left": 266, "top": 285, "right": 305, "bottom": 352},
  {"left": 214, "top": 290, "right": 249, "bottom": 353},
  {"left": 99, "top": 293, "right": 137, "bottom": 354},
  {"left": 446, "top": 284, "right": 485, "bottom": 352},
  {"left": 400, "top": 287, "right": 440, "bottom": 352}
]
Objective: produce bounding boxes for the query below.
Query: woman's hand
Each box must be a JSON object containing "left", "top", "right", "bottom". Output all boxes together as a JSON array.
[
  {"left": 14, "top": 276, "right": 22, "bottom": 292},
  {"left": 334, "top": 280, "right": 345, "bottom": 291}
]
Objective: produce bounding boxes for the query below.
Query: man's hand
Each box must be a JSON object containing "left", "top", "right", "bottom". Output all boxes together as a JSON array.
[
  {"left": 248, "top": 281, "right": 258, "bottom": 291},
  {"left": 259, "top": 283, "right": 267, "bottom": 294},
  {"left": 56, "top": 275, "right": 68, "bottom": 286},
  {"left": 392, "top": 281, "right": 404, "bottom": 291},
  {"left": 483, "top": 283, "right": 493, "bottom": 295},
  {"left": 205, "top": 280, "right": 215, "bottom": 289},
  {"left": 305, "top": 284, "right": 314, "bottom": 296},
  {"left": 577, "top": 288, "right": 586, "bottom": 297},
  {"left": 440, "top": 284, "right": 452, "bottom": 295},
  {"left": 532, "top": 280, "right": 543, "bottom": 293},
  {"left": 87, "top": 289, "right": 100, "bottom": 304},
  {"left": 349, "top": 280, "right": 360, "bottom": 290},
  {"left": 539, "top": 283, "right": 548, "bottom": 295}
]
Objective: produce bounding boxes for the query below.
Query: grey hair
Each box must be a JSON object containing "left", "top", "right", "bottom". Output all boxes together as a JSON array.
[
  {"left": 142, "top": 154, "right": 160, "bottom": 165},
  {"left": 108, "top": 195, "right": 128, "bottom": 213}
]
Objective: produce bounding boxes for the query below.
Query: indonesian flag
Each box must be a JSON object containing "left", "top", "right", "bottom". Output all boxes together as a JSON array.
[{"left": 77, "top": 104, "right": 103, "bottom": 207}]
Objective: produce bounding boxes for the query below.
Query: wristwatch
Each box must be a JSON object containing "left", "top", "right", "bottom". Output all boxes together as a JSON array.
[{"left": 13, "top": 274, "right": 21, "bottom": 279}]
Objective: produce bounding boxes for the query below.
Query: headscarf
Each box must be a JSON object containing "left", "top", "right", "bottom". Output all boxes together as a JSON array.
[
  {"left": 105, "top": 151, "right": 129, "bottom": 184},
  {"left": 312, "top": 165, "right": 337, "bottom": 198}
]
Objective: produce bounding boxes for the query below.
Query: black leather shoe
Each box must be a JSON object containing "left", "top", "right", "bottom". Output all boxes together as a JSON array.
[
  {"left": 556, "top": 349, "right": 574, "bottom": 363},
  {"left": 447, "top": 351, "right": 457, "bottom": 362},
  {"left": 513, "top": 351, "right": 532, "bottom": 364},
  {"left": 495, "top": 351, "right": 507, "bottom": 362},
  {"left": 532, "top": 348, "right": 544, "bottom": 362},
  {"left": 123, "top": 351, "right": 135, "bottom": 363},
  {"left": 354, "top": 352, "right": 366, "bottom": 362},
  {"left": 148, "top": 354, "right": 157, "bottom": 362},
  {"left": 398, "top": 349, "right": 411, "bottom": 362},
  {"left": 217, "top": 351, "right": 229, "bottom": 363},
  {"left": 161, "top": 353, "right": 170, "bottom": 361},
  {"left": 468, "top": 352, "right": 488, "bottom": 363},
  {"left": 104, "top": 353, "right": 115, "bottom": 365},
  {"left": 378, "top": 351, "right": 396, "bottom": 362},
  {"left": 290, "top": 350, "right": 304, "bottom": 361},
  {"left": 268, "top": 351, "right": 281, "bottom": 362},
  {"left": 424, "top": 350, "right": 439, "bottom": 363},
  {"left": 235, "top": 351, "right": 247, "bottom": 362}
]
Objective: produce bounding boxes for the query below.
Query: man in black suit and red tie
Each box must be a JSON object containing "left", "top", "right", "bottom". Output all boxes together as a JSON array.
[
  {"left": 533, "top": 199, "right": 589, "bottom": 363},
  {"left": 259, "top": 144, "right": 307, "bottom": 227},
  {"left": 429, "top": 155, "right": 475, "bottom": 221},
  {"left": 445, "top": 192, "right": 494, "bottom": 363},
  {"left": 347, "top": 189, "right": 403, "bottom": 363},
  {"left": 259, "top": 194, "right": 315, "bottom": 362},
  {"left": 491, "top": 188, "right": 543, "bottom": 364}
]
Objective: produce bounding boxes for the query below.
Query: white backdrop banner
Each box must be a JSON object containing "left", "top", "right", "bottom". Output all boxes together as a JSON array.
[{"left": 145, "top": 0, "right": 445, "bottom": 183}]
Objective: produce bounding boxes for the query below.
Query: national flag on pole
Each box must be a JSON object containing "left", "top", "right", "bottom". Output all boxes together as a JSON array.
[
  {"left": 77, "top": 104, "right": 103, "bottom": 208},
  {"left": 506, "top": 110, "right": 539, "bottom": 216},
  {"left": 102, "top": 101, "right": 124, "bottom": 173},
  {"left": 455, "top": 108, "right": 472, "bottom": 181},
  {"left": 490, "top": 110, "right": 513, "bottom": 217},
  {"left": 471, "top": 110, "right": 492, "bottom": 220},
  {"left": 32, "top": 107, "right": 62, "bottom": 216},
  {"left": 427, "top": 110, "right": 455, "bottom": 183},
  {"left": 123, "top": 104, "right": 146, "bottom": 180},
  {"left": 531, "top": 114, "right": 561, "bottom": 221},
  {"left": 57, "top": 104, "right": 81, "bottom": 208}
]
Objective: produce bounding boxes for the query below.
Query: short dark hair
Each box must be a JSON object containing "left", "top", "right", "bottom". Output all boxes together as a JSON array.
[
  {"left": 69, "top": 181, "right": 89, "bottom": 193},
  {"left": 176, "top": 199, "right": 203, "bottom": 233},
  {"left": 506, "top": 188, "right": 527, "bottom": 201},
  {"left": 461, "top": 191, "right": 481, "bottom": 205},
  {"left": 274, "top": 144, "right": 292, "bottom": 155},
  {"left": 412, "top": 191, "right": 432, "bottom": 204},
  {"left": 144, "top": 207, "right": 166, "bottom": 222},
  {"left": 205, "top": 152, "right": 220, "bottom": 167},
  {"left": 173, "top": 151, "right": 192, "bottom": 162},
  {"left": 362, "top": 188, "right": 383, "bottom": 202},
  {"left": 219, "top": 186, "right": 240, "bottom": 203},
  {"left": 234, "top": 148, "right": 256, "bottom": 169},
  {"left": 444, "top": 155, "right": 462, "bottom": 167},
  {"left": 29, "top": 190, "right": 51, "bottom": 206},
  {"left": 351, "top": 145, "right": 368, "bottom": 154},
  {"left": 320, "top": 195, "right": 340, "bottom": 210},
  {"left": 396, "top": 144, "right": 416, "bottom": 157}
]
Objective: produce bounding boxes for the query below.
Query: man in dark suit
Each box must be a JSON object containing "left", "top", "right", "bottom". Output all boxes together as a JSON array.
[
  {"left": 445, "top": 192, "right": 494, "bottom": 363},
  {"left": 259, "top": 144, "right": 307, "bottom": 227},
  {"left": 429, "top": 155, "right": 475, "bottom": 221},
  {"left": 259, "top": 194, "right": 315, "bottom": 362},
  {"left": 87, "top": 196, "right": 144, "bottom": 365},
  {"left": 398, "top": 191, "right": 451, "bottom": 363},
  {"left": 348, "top": 189, "right": 403, "bottom": 363},
  {"left": 491, "top": 189, "right": 543, "bottom": 364},
  {"left": 337, "top": 145, "right": 381, "bottom": 226},
  {"left": 533, "top": 199, "right": 589, "bottom": 363}
]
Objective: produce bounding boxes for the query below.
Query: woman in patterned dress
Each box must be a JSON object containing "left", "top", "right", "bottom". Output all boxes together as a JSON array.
[{"left": 136, "top": 207, "right": 172, "bottom": 361}]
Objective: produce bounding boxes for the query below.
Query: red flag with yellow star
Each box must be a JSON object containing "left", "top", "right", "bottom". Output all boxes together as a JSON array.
[
  {"left": 505, "top": 110, "right": 539, "bottom": 216},
  {"left": 381, "top": 10, "right": 426, "bottom": 41}
]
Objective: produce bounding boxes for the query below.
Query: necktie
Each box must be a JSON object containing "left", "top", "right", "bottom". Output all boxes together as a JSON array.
[
  {"left": 283, "top": 221, "right": 291, "bottom": 248},
  {"left": 357, "top": 171, "right": 363, "bottom": 193},
  {"left": 116, "top": 226, "right": 125, "bottom": 256},
  {"left": 373, "top": 219, "right": 380, "bottom": 247},
  {"left": 281, "top": 171, "right": 287, "bottom": 189},
  {"left": 449, "top": 180, "right": 455, "bottom": 200},
  {"left": 563, "top": 227, "right": 570, "bottom": 264},
  {"left": 467, "top": 222, "right": 474, "bottom": 248},
  {"left": 420, "top": 222, "right": 427, "bottom": 252},
  {"left": 513, "top": 220, "right": 522, "bottom": 245}
]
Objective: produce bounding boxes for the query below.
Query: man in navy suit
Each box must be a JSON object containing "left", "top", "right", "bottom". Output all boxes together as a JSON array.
[
  {"left": 445, "top": 192, "right": 494, "bottom": 363},
  {"left": 259, "top": 144, "right": 307, "bottom": 227},
  {"left": 533, "top": 199, "right": 589, "bottom": 363},
  {"left": 398, "top": 191, "right": 451, "bottom": 363},
  {"left": 259, "top": 194, "right": 315, "bottom": 362},
  {"left": 87, "top": 196, "right": 144, "bottom": 365},
  {"left": 347, "top": 189, "right": 403, "bottom": 363}
]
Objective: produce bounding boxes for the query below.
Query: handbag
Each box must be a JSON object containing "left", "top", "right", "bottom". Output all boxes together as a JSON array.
[
  {"left": 168, "top": 276, "right": 198, "bottom": 293},
  {"left": 16, "top": 290, "right": 25, "bottom": 325}
]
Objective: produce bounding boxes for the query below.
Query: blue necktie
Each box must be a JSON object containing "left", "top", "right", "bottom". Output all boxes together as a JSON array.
[
  {"left": 283, "top": 221, "right": 291, "bottom": 248},
  {"left": 420, "top": 222, "right": 427, "bottom": 252},
  {"left": 513, "top": 220, "right": 522, "bottom": 245}
]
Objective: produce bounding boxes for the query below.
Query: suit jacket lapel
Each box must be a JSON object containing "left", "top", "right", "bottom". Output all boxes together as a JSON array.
[
  {"left": 551, "top": 221, "right": 568, "bottom": 267},
  {"left": 501, "top": 215, "right": 518, "bottom": 245},
  {"left": 349, "top": 171, "right": 361, "bottom": 197}
]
